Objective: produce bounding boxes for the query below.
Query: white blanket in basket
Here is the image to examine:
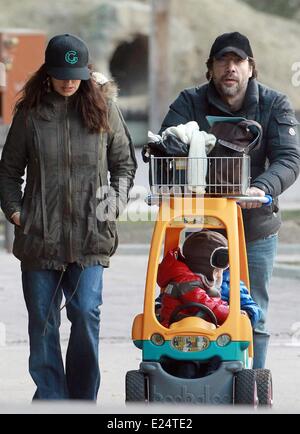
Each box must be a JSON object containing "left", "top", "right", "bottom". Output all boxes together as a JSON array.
[{"left": 162, "top": 121, "right": 216, "bottom": 193}]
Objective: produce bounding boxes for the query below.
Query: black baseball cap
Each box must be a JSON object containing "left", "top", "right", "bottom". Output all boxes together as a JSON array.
[
  {"left": 45, "top": 34, "right": 90, "bottom": 80},
  {"left": 209, "top": 32, "right": 253, "bottom": 60}
]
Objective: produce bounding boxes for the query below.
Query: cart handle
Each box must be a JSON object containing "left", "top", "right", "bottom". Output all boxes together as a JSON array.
[
  {"left": 232, "top": 195, "right": 273, "bottom": 206},
  {"left": 145, "top": 194, "right": 273, "bottom": 206}
]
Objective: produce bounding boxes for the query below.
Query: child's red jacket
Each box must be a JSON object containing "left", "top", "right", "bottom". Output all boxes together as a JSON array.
[{"left": 157, "top": 249, "right": 229, "bottom": 327}]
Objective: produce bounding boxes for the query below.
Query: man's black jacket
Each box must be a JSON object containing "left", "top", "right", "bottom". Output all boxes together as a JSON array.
[{"left": 160, "top": 79, "right": 300, "bottom": 242}]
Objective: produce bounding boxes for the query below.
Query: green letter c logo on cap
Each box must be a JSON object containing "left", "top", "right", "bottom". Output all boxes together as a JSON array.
[{"left": 65, "top": 50, "right": 78, "bottom": 65}]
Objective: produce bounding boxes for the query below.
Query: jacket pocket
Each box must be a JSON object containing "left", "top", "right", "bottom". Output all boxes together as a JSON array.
[
  {"left": 19, "top": 207, "right": 27, "bottom": 229},
  {"left": 82, "top": 218, "right": 117, "bottom": 257},
  {"left": 13, "top": 230, "right": 44, "bottom": 261},
  {"left": 274, "top": 113, "right": 299, "bottom": 145},
  {"left": 274, "top": 113, "right": 299, "bottom": 126},
  {"left": 20, "top": 197, "right": 43, "bottom": 236},
  {"left": 20, "top": 199, "right": 34, "bottom": 234}
]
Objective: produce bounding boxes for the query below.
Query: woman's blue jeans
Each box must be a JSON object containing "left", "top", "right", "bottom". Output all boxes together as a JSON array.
[
  {"left": 246, "top": 234, "right": 278, "bottom": 369},
  {"left": 22, "top": 263, "right": 103, "bottom": 401}
]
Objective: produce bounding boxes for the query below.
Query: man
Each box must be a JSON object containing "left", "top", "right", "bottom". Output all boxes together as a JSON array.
[{"left": 159, "top": 31, "right": 300, "bottom": 368}]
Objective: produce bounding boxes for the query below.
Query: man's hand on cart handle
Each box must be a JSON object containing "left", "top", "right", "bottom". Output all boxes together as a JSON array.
[{"left": 238, "top": 187, "right": 266, "bottom": 209}]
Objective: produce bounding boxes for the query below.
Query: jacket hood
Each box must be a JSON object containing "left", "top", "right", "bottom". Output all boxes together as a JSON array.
[
  {"left": 92, "top": 71, "right": 119, "bottom": 102},
  {"left": 100, "top": 80, "right": 118, "bottom": 102}
]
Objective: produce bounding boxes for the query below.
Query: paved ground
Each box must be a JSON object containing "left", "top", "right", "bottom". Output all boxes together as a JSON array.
[{"left": 0, "top": 250, "right": 299, "bottom": 414}]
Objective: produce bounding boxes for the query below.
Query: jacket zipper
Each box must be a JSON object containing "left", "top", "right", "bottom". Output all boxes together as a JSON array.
[{"left": 65, "top": 98, "right": 74, "bottom": 262}]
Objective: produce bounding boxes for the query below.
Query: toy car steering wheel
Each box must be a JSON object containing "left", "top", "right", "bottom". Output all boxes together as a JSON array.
[{"left": 169, "top": 302, "right": 218, "bottom": 327}]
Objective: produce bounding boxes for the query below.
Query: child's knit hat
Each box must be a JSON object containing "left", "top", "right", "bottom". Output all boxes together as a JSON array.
[{"left": 182, "top": 230, "right": 229, "bottom": 281}]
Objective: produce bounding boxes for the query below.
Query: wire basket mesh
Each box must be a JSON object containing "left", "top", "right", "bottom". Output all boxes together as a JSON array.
[{"left": 149, "top": 155, "right": 250, "bottom": 196}]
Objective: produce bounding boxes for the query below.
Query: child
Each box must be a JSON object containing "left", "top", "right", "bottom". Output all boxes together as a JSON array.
[{"left": 157, "top": 230, "right": 261, "bottom": 328}]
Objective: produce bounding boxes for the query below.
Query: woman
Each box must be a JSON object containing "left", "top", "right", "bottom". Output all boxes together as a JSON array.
[{"left": 0, "top": 34, "right": 137, "bottom": 400}]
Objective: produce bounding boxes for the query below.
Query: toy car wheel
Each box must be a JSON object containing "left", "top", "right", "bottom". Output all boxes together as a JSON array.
[
  {"left": 234, "top": 369, "right": 258, "bottom": 406},
  {"left": 255, "top": 369, "right": 273, "bottom": 406},
  {"left": 125, "top": 370, "right": 147, "bottom": 402}
]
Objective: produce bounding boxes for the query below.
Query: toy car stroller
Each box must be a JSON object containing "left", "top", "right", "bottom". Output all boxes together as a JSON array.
[{"left": 125, "top": 154, "right": 273, "bottom": 406}]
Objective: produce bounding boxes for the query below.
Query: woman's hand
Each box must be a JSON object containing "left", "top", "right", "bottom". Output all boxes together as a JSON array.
[{"left": 11, "top": 211, "right": 21, "bottom": 226}]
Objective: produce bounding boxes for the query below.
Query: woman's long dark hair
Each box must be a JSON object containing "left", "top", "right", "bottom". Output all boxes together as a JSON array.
[{"left": 14, "top": 64, "right": 110, "bottom": 133}]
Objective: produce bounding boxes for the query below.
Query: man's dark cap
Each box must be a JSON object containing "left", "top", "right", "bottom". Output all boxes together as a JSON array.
[
  {"left": 209, "top": 32, "right": 253, "bottom": 60},
  {"left": 45, "top": 34, "right": 90, "bottom": 80}
]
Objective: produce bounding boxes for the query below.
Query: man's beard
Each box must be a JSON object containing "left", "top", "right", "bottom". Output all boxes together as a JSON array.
[
  {"left": 219, "top": 81, "right": 240, "bottom": 96},
  {"left": 214, "top": 74, "right": 249, "bottom": 98}
]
